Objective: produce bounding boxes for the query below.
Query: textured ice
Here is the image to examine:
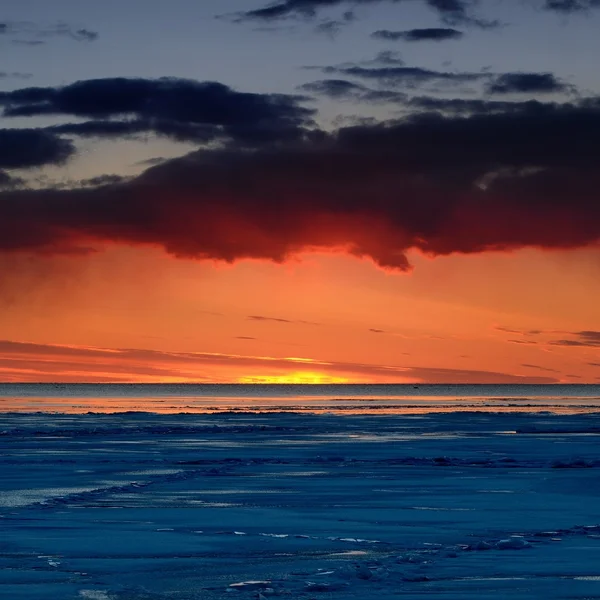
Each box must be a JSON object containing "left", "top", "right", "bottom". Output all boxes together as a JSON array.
[{"left": 2, "top": 411, "right": 600, "bottom": 598}]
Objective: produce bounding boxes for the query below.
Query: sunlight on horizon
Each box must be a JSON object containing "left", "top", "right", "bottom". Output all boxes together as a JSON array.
[{"left": 238, "top": 372, "right": 351, "bottom": 384}]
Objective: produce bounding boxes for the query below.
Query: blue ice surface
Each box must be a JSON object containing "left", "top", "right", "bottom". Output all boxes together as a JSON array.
[{"left": 2, "top": 410, "right": 600, "bottom": 598}]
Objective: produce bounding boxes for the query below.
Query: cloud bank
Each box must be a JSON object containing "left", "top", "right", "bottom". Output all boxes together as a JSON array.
[{"left": 1, "top": 77, "right": 599, "bottom": 272}]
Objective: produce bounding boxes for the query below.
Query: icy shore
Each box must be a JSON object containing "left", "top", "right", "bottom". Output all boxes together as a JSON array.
[{"left": 2, "top": 411, "right": 600, "bottom": 599}]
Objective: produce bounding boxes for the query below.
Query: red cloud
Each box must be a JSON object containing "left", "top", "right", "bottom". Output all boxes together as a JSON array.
[{"left": 2, "top": 106, "right": 600, "bottom": 271}]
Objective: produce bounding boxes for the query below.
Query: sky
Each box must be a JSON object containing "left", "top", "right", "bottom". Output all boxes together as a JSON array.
[{"left": 1, "top": 0, "right": 600, "bottom": 384}]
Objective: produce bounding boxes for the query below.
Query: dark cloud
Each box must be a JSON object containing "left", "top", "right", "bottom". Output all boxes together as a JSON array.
[
  {"left": 369, "top": 328, "right": 386, "bottom": 333},
  {"left": 521, "top": 363, "right": 560, "bottom": 373},
  {"left": 0, "top": 71, "right": 32, "bottom": 79},
  {"left": 496, "top": 325, "right": 546, "bottom": 335},
  {"left": 299, "top": 79, "right": 406, "bottom": 103},
  {"left": 372, "top": 27, "right": 464, "bottom": 41},
  {"left": 496, "top": 326, "right": 523, "bottom": 334},
  {"left": 235, "top": 0, "right": 498, "bottom": 28},
  {"left": 549, "top": 331, "right": 600, "bottom": 347},
  {"left": 236, "top": 0, "right": 390, "bottom": 21},
  {"left": 72, "top": 28, "right": 98, "bottom": 42},
  {"left": 2, "top": 100, "right": 600, "bottom": 270},
  {"left": 314, "top": 10, "right": 356, "bottom": 35},
  {"left": 235, "top": 336, "right": 258, "bottom": 340},
  {"left": 318, "top": 61, "right": 572, "bottom": 97},
  {"left": 249, "top": 315, "right": 294, "bottom": 323},
  {"left": 0, "top": 128, "right": 75, "bottom": 169},
  {"left": 248, "top": 315, "right": 319, "bottom": 325},
  {"left": 0, "top": 21, "right": 99, "bottom": 43},
  {"left": 80, "top": 175, "right": 127, "bottom": 187},
  {"left": 574, "top": 331, "right": 600, "bottom": 344},
  {"left": 314, "top": 18, "right": 346, "bottom": 35},
  {"left": 589, "top": 362, "right": 600, "bottom": 367},
  {"left": 319, "top": 64, "right": 488, "bottom": 89},
  {"left": 364, "top": 50, "right": 405, "bottom": 65},
  {"left": 0, "top": 170, "right": 25, "bottom": 189},
  {"left": 11, "top": 39, "right": 46, "bottom": 46},
  {"left": 486, "top": 72, "right": 572, "bottom": 95},
  {"left": 0, "top": 78, "right": 315, "bottom": 146},
  {"left": 425, "top": 0, "right": 499, "bottom": 28},
  {"left": 407, "top": 97, "right": 547, "bottom": 115},
  {"left": 544, "top": 0, "right": 600, "bottom": 12}
]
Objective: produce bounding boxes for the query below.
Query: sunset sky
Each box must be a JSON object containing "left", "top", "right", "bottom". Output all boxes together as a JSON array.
[{"left": 1, "top": 0, "right": 599, "bottom": 384}]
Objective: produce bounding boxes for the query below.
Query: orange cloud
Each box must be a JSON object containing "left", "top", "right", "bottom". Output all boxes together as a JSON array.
[{"left": 0, "top": 339, "right": 560, "bottom": 384}]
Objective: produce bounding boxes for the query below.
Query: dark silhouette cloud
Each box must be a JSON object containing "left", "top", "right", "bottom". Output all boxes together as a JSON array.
[
  {"left": 245, "top": 0, "right": 600, "bottom": 29},
  {"left": 409, "top": 97, "right": 552, "bottom": 114},
  {"left": 248, "top": 315, "right": 320, "bottom": 325},
  {"left": 314, "top": 10, "right": 356, "bottom": 35},
  {"left": 0, "top": 78, "right": 315, "bottom": 146},
  {"left": 521, "top": 363, "right": 560, "bottom": 373},
  {"left": 369, "top": 328, "right": 386, "bottom": 333},
  {"left": 235, "top": 0, "right": 498, "bottom": 28},
  {"left": 304, "top": 81, "right": 570, "bottom": 108},
  {"left": 496, "top": 325, "right": 546, "bottom": 335},
  {"left": 317, "top": 61, "right": 572, "bottom": 96},
  {"left": 573, "top": 331, "right": 600, "bottom": 343},
  {"left": 299, "top": 79, "right": 407, "bottom": 102},
  {"left": 550, "top": 331, "right": 600, "bottom": 347},
  {"left": 319, "top": 64, "right": 489, "bottom": 88},
  {"left": 1, "top": 100, "right": 600, "bottom": 270},
  {"left": 0, "top": 128, "right": 75, "bottom": 169},
  {"left": 72, "top": 28, "right": 98, "bottom": 41},
  {"left": 11, "top": 39, "right": 45, "bottom": 46},
  {"left": 235, "top": 336, "right": 258, "bottom": 340},
  {"left": 80, "top": 175, "right": 127, "bottom": 187},
  {"left": 0, "top": 21, "right": 99, "bottom": 43},
  {"left": 364, "top": 50, "right": 405, "bottom": 65},
  {"left": 249, "top": 315, "right": 294, "bottom": 323},
  {"left": 544, "top": 0, "right": 600, "bottom": 12},
  {"left": 487, "top": 72, "right": 572, "bottom": 95},
  {"left": 0, "top": 170, "right": 25, "bottom": 189},
  {"left": 496, "top": 326, "right": 523, "bottom": 334},
  {"left": 372, "top": 27, "right": 463, "bottom": 41},
  {"left": 0, "top": 71, "right": 32, "bottom": 79}
]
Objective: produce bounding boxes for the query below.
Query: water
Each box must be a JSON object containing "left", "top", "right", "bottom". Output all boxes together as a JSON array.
[{"left": 1, "top": 383, "right": 600, "bottom": 414}]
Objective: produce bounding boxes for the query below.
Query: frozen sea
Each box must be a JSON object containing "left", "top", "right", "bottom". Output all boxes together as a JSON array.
[
  {"left": 2, "top": 384, "right": 600, "bottom": 599},
  {"left": 2, "top": 382, "right": 600, "bottom": 413}
]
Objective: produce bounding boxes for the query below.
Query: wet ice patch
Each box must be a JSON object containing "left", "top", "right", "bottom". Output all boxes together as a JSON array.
[
  {"left": 229, "top": 581, "right": 271, "bottom": 591},
  {"left": 79, "top": 591, "right": 112, "bottom": 600},
  {"left": 0, "top": 487, "right": 101, "bottom": 508},
  {"left": 496, "top": 537, "right": 531, "bottom": 550}
]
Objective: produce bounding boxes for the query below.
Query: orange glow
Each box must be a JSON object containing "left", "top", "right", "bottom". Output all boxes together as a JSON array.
[
  {"left": 238, "top": 372, "right": 350, "bottom": 384},
  {"left": 0, "top": 246, "right": 599, "bottom": 384}
]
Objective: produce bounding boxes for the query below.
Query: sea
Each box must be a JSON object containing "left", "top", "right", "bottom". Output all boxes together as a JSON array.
[{"left": 1, "top": 383, "right": 600, "bottom": 414}]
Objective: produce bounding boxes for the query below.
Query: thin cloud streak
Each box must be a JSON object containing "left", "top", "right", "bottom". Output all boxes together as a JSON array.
[{"left": 0, "top": 339, "right": 561, "bottom": 383}]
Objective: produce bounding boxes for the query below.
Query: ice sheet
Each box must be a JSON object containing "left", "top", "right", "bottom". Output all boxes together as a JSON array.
[{"left": 2, "top": 411, "right": 600, "bottom": 598}]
